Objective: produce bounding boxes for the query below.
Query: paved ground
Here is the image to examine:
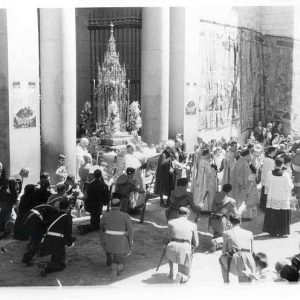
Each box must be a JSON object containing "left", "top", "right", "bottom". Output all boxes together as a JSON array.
[{"left": 1, "top": 197, "right": 300, "bottom": 288}]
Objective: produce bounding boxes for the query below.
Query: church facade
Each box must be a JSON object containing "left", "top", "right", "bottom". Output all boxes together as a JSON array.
[{"left": 1, "top": 6, "right": 300, "bottom": 183}]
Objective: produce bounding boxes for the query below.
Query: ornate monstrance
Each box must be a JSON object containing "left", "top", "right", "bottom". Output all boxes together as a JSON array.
[{"left": 96, "top": 23, "right": 130, "bottom": 134}]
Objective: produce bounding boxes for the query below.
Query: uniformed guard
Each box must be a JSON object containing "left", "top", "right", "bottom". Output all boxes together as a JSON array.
[
  {"left": 115, "top": 167, "right": 145, "bottom": 213},
  {"left": 21, "top": 203, "right": 59, "bottom": 266},
  {"left": 219, "top": 214, "right": 256, "bottom": 283},
  {"left": 166, "top": 206, "right": 199, "bottom": 283},
  {"left": 100, "top": 193, "right": 133, "bottom": 280},
  {"left": 39, "top": 199, "right": 75, "bottom": 276}
]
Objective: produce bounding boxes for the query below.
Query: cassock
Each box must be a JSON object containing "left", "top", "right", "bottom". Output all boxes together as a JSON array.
[{"left": 192, "top": 158, "right": 217, "bottom": 212}]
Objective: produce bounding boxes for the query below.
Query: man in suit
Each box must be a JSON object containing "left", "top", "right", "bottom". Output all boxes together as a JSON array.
[
  {"left": 78, "top": 169, "right": 110, "bottom": 234},
  {"left": 166, "top": 207, "right": 199, "bottom": 283},
  {"left": 100, "top": 193, "right": 133, "bottom": 280},
  {"left": 219, "top": 214, "right": 256, "bottom": 283}
]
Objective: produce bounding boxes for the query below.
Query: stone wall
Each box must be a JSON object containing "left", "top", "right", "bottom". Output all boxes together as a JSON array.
[
  {"left": 261, "top": 6, "right": 294, "bottom": 38},
  {"left": 181, "top": 7, "right": 297, "bottom": 147}
]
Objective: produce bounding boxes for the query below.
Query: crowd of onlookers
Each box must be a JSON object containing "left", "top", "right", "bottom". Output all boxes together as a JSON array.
[{"left": 1, "top": 119, "right": 300, "bottom": 283}]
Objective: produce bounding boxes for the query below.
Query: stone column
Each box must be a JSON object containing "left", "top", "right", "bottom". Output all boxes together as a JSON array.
[
  {"left": 169, "top": 7, "right": 185, "bottom": 140},
  {"left": 0, "top": 9, "right": 10, "bottom": 172},
  {"left": 40, "top": 8, "right": 77, "bottom": 179},
  {"left": 141, "top": 7, "right": 170, "bottom": 145},
  {"left": 0, "top": 8, "right": 41, "bottom": 183}
]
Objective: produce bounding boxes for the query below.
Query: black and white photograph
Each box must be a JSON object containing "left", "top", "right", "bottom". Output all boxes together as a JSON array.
[{"left": 1, "top": 0, "right": 300, "bottom": 297}]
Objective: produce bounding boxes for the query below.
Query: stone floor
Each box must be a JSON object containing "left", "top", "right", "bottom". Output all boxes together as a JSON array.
[{"left": 1, "top": 197, "right": 300, "bottom": 291}]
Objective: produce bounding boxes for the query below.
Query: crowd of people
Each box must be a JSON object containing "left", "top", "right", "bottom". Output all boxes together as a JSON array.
[
  {"left": 154, "top": 121, "right": 300, "bottom": 283},
  {"left": 1, "top": 120, "right": 300, "bottom": 283}
]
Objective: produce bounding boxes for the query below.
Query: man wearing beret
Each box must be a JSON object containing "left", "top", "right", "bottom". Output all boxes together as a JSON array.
[
  {"left": 166, "top": 206, "right": 199, "bottom": 283},
  {"left": 219, "top": 214, "right": 256, "bottom": 283},
  {"left": 115, "top": 167, "right": 145, "bottom": 213},
  {"left": 100, "top": 193, "right": 134, "bottom": 280}
]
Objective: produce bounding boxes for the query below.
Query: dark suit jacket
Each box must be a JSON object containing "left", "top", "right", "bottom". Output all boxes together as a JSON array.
[{"left": 85, "top": 179, "right": 109, "bottom": 207}]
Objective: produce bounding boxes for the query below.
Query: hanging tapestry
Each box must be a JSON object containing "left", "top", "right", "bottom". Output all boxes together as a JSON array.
[
  {"left": 262, "top": 36, "right": 293, "bottom": 129},
  {"left": 198, "top": 22, "right": 240, "bottom": 130},
  {"left": 239, "top": 29, "right": 264, "bottom": 131}
]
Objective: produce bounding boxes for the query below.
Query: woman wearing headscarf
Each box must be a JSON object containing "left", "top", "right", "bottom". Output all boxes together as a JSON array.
[
  {"left": 33, "top": 178, "right": 52, "bottom": 206},
  {"left": 0, "top": 178, "right": 18, "bottom": 238},
  {"left": 0, "top": 161, "right": 7, "bottom": 190},
  {"left": 14, "top": 184, "right": 36, "bottom": 240}
]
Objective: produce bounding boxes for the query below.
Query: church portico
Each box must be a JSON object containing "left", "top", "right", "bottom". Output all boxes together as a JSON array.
[{"left": 0, "top": 5, "right": 300, "bottom": 179}]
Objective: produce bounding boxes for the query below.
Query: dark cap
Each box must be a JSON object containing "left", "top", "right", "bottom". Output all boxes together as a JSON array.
[
  {"left": 177, "top": 178, "right": 189, "bottom": 187},
  {"left": 111, "top": 198, "right": 121, "bottom": 207},
  {"left": 126, "top": 167, "right": 135, "bottom": 175},
  {"left": 94, "top": 169, "right": 102, "bottom": 178},
  {"left": 229, "top": 214, "right": 241, "bottom": 224},
  {"left": 111, "top": 193, "right": 122, "bottom": 207}
]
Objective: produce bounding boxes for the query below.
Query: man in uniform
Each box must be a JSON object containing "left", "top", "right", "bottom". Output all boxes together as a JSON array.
[
  {"left": 219, "top": 214, "right": 256, "bottom": 283},
  {"left": 115, "top": 167, "right": 145, "bottom": 213},
  {"left": 39, "top": 199, "right": 75, "bottom": 276},
  {"left": 166, "top": 207, "right": 199, "bottom": 283},
  {"left": 78, "top": 169, "right": 110, "bottom": 234},
  {"left": 100, "top": 193, "right": 133, "bottom": 280},
  {"left": 165, "top": 178, "right": 201, "bottom": 221},
  {"left": 22, "top": 203, "right": 59, "bottom": 266}
]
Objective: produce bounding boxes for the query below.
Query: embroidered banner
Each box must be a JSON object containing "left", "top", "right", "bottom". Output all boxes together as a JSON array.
[{"left": 198, "top": 22, "right": 240, "bottom": 130}]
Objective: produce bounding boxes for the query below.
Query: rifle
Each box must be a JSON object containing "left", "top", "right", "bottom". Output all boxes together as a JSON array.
[
  {"left": 139, "top": 184, "right": 150, "bottom": 224},
  {"left": 106, "top": 184, "right": 113, "bottom": 213},
  {"left": 197, "top": 190, "right": 209, "bottom": 224},
  {"left": 156, "top": 243, "right": 167, "bottom": 271}
]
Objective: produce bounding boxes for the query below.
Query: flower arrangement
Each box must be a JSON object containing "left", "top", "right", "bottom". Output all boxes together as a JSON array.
[
  {"left": 81, "top": 101, "right": 94, "bottom": 135},
  {"left": 128, "top": 101, "right": 142, "bottom": 133},
  {"left": 107, "top": 101, "right": 120, "bottom": 133}
]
